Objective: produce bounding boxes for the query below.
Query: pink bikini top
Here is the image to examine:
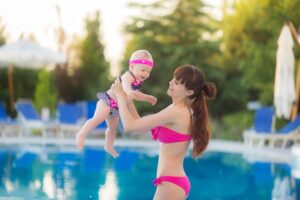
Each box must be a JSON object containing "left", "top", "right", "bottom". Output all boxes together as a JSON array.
[
  {"left": 119, "top": 71, "right": 143, "bottom": 90},
  {"left": 128, "top": 70, "right": 143, "bottom": 90},
  {"left": 151, "top": 126, "right": 192, "bottom": 143}
]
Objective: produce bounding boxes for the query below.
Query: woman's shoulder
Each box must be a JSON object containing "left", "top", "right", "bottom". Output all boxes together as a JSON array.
[
  {"left": 169, "top": 103, "right": 189, "bottom": 111},
  {"left": 172, "top": 104, "right": 191, "bottom": 118},
  {"left": 162, "top": 104, "right": 188, "bottom": 118}
]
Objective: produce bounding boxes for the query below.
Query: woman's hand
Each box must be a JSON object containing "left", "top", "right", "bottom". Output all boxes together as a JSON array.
[{"left": 111, "top": 78, "right": 124, "bottom": 96}]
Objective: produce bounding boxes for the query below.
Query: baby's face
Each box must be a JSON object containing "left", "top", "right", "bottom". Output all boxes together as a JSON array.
[{"left": 131, "top": 64, "right": 153, "bottom": 81}]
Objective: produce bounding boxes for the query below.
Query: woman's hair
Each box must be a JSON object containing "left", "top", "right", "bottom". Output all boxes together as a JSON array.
[
  {"left": 130, "top": 49, "right": 153, "bottom": 61},
  {"left": 174, "top": 65, "right": 216, "bottom": 158}
]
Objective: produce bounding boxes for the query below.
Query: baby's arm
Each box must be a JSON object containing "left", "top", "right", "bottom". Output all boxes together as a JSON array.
[
  {"left": 129, "top": 91, "right": 157, "bottom": 105},
  {"left": 121, "top": 72, "right": 157, "bottom": 105}
]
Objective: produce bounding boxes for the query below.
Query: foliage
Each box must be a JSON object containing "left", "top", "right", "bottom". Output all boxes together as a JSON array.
[
  {"left": 1, "top": 1, "right": 300, "bottom": 140},
  {"left": 0, "top": 68, "right": 38, "bottom": 116},
  {"left": 122, "top": 0, "right": 221, "bottom": 115},
  {"left": 211, "top": 0, "right": 300, "bottom": 138},
  {"left": 0, "top": 17, "right": 6, "bottom": 45},
  {"left": 75, "top": 11, "right": 110, "bottom": 100},
  {"left": 212, "top": 111, "right": 254, "bottom": 141},
  {"left": 0, "top": 19, "right": 7, "bottom": 111},
  {"left": 54, "top": 11, "right": 110, "bottom": 102},
  {"left": 220, "top": 0, "right": 300, "bottom": 109},
  {"left": 34, "top": 70, "right": 57, "bottom": 114}
]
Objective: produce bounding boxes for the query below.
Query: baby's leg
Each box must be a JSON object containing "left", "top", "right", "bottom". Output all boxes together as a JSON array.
[
  {"left": 76, "top": 100, "right": 110, "bottom": 150},
  {"left": 104, "top": 115, "right": 119, "bottom": 158}
]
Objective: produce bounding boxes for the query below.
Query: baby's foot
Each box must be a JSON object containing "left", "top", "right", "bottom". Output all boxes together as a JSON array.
[
  {"left": 76, "top": 133, "right": 85, "bottom": 150},
  {"left": 104, "top": 146, "right": 119, "bottom": 158}
]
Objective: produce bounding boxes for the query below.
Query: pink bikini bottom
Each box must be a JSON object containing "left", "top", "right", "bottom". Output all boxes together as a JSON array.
[{"left": 153, "top": 176, "right": 190, "bottom": 197}]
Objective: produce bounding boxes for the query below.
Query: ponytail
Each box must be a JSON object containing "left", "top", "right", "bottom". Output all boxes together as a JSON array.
[
  {"left": 174, "top": 65, "right": 217, "bottom": 158},
  {"left": 190, "top": 82, "right": 216, "bottom": 158}
]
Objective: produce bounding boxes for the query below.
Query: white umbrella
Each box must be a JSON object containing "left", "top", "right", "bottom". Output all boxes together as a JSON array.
[
  {"left": 274, "top": 24, "right": 296, "bottom": 119},
  {"left": 0, "top": 40, "right": 66, "bottom": 67},
  {"left": 0, "top": 40, "right": 67, "bottom": 113}
]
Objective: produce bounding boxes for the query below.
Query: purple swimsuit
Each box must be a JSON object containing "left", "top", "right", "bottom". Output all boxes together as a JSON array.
[{"left": 96, "top": 71, "right": 143, "bottom": 117}]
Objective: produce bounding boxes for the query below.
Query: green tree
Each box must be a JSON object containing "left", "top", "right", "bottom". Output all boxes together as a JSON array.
[
  {"left": 75, "top": 11, "right": 110, "bottom": 100},
  {"left": 122, "top": 0, "right": 221, "bottom": 114},
  {"left": 34, "top": 70, "right": 57, "bottom": 114},
  {"left": 216, "top": 0, "right": 300, "bottom": 140},
  {"left": 55, "top": 11, "right": 110, "bottom": 102},
  {"left": 0, "top": 17, "right": 6, "bottom": 45},
  {"left": 221, "top": 0, "right": 300, "bottom": 109},
  {"left": 0, "top": 17, "right": 8, "bottom": 112}
]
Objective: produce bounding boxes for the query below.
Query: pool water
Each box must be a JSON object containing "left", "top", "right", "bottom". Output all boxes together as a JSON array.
[{"left": 0, "top": 146, "right": 298, "bottom": 200}]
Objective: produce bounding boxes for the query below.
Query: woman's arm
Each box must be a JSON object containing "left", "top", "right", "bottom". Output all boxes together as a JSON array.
[
  {"left": 127, "top": 101, "right": 140, "bottom": 119},
  {"left": 130, "top": 91, "right": 157, "bottom": 105}
]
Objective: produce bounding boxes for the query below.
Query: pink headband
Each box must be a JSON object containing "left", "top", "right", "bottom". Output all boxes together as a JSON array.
[{"left": 129, "top": 59, "right": 154, "bottom": 67}]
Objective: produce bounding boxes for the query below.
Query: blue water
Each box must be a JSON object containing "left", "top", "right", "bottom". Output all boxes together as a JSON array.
[{"left": 0, "top": 146, "right": 298, "bottom": 200}]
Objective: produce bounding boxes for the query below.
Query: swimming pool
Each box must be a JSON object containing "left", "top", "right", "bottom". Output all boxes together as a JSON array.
[{"left": 0, "top": 146, "right": 298, "bottom": 200}]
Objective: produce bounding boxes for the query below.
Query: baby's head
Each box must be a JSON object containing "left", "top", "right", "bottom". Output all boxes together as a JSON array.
[{"left": 129, "top": 50, "right": 154, "bottom": 82}]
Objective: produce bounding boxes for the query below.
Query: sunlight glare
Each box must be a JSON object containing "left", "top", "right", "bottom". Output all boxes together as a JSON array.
[
  {"left": 43, "top": 171, "right": 56, "bottom": 199},
  {"left": 98, "top": 170, "right": 119, "bottom": 200}
]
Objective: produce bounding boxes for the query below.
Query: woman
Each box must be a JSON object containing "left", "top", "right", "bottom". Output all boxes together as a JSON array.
[{"left": 111, "top": 65, "right": 216, "bottom": 199}]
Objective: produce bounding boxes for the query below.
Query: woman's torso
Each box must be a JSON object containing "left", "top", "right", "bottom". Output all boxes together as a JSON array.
[{"left": 156, "top": 105, "right": 191, "bottom": 177}]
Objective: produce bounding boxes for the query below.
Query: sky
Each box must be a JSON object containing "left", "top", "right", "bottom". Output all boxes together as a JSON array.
[{"left": 0, "top": 0, "right": 223, "bottom": 74}]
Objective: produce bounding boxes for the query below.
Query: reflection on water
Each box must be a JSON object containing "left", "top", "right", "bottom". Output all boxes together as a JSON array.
[
  {"left": 4, "top": 180, "right": 14, "bottom": 193},
  {"left": 0, "top": 147, "right": 298, "bottom": 199},
  {"left": 272, "top": 177, "right": 293, "bottom": 200},
  {"left": 98, "top": 170, "right": 119, "bottom": 200},
  {"left": 43, "top": 171, "right": 55, "bottom": 198}
]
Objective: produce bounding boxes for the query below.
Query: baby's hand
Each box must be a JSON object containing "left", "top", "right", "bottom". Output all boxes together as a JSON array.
[{"left": 147, "top": 95, "right": 157, "bottom": 105}]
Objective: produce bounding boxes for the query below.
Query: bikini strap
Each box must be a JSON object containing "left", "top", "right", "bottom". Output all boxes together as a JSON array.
[{"left": 128, "top": 70, "right": 137, "bottom": 82}]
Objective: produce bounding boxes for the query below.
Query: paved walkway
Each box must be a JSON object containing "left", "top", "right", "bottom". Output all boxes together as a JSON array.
[{"left": 0, "top": 137, "right": 293, "bottom": 163}]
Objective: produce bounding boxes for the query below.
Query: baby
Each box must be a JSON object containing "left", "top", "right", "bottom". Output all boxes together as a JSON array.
[{"left": 76, "top": 50, "right": 156, "bottom": 158}]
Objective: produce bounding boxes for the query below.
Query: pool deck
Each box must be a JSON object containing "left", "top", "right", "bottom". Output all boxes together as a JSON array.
[{"left": 0, "top": 136, "right": 293, "bottom": 164}]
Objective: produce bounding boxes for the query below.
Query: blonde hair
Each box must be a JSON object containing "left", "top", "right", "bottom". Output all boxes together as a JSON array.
[{"left": 130, "top": 50, "right": 153, "bottom": 61}]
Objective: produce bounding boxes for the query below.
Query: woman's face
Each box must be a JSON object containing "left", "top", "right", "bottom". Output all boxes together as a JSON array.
[{"left": 167, "top": 77, "right": 188, "bottom": 98}]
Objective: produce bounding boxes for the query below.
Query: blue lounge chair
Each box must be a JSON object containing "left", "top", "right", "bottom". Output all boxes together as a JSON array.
[
  {"left": 244, "top": 107, "right": 300, "bottom": 148},
  {"left": 15, "top": 100, "right": 46, "bottom": 136},
  {"left": 57, "top": 103, "right": 86, "bottom": 138},
  {"left": 16, "top": 101, "right": 40, "bottom": 121},
  {"left": 0, "top": 102, "right": 7, "bottom": 121},
  {"left": 86, "top": 100, "right": 107, "bottom": 134},
  {"left": 267, "top": 115, "right": 300, "bottom": 148},
  {"left": 0, "top": 102, "right": 20, "bottom": 137},
  {"left": 243, "top": 107, "right": 275, "bottom": 147}
]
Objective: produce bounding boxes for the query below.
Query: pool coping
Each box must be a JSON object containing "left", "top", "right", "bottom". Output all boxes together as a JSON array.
[{"left": 0, "top": 137, "right": 293, "bottom": 163}]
